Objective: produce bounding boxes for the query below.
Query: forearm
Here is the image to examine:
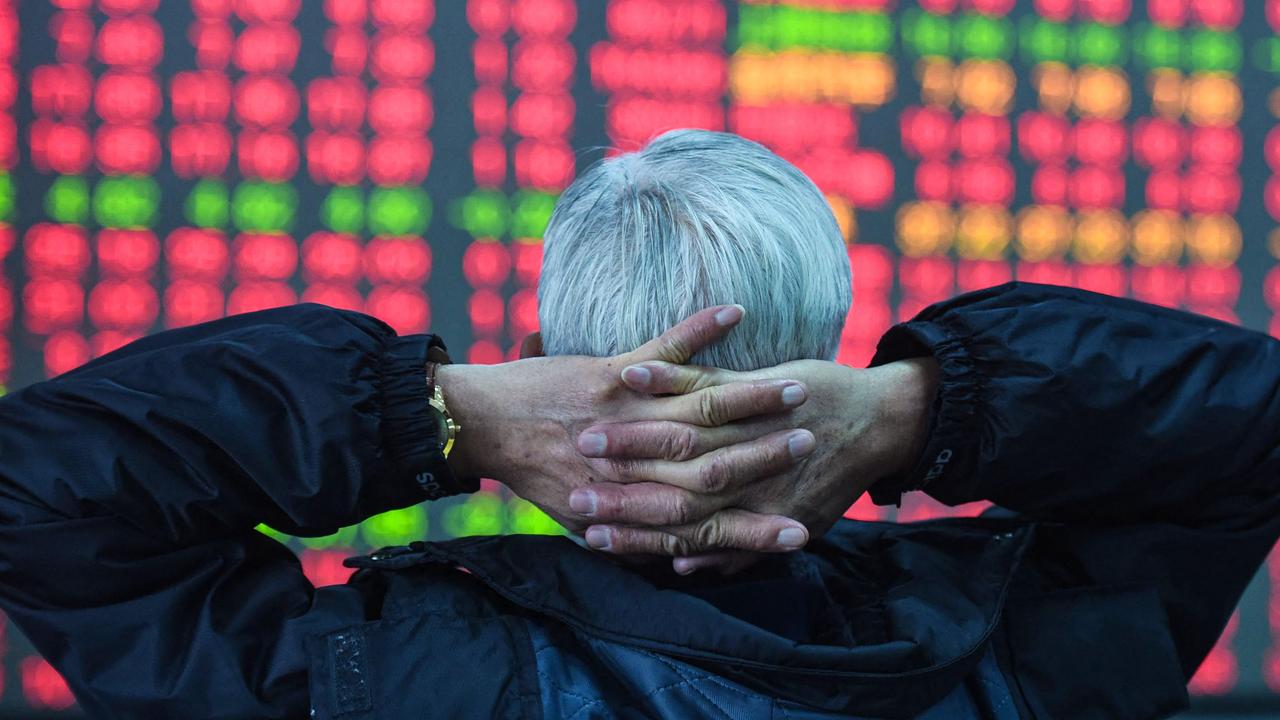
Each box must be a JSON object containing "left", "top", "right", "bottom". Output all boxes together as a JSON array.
[
  {"left": 868, "top": 282, "right": 1280, "bottom": 526},
  {"left": 0, "top": 303, "right": 458, "bottom": 543}
]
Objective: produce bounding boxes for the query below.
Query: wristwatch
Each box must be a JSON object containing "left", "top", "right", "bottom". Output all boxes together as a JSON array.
[{"left": 424, "top": 361, "right": 459, "bottom": 457}]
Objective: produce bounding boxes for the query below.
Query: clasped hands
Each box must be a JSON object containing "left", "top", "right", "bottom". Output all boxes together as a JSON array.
[{"left": 439, "top": 306, "right": 937, "bottom": 574}]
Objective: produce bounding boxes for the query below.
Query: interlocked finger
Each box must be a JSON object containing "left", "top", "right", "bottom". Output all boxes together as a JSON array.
[
  {"left": 580, "top": 428, "right": 815, "bottom": 492},
  {"left": 583, "top": 509, "right": 810, "bottom": 556},
  {"left": 625, "top": 305, "right": 744, "bottom": 366},
  {"left": 632, "top": 380, "right": 808, "bottom": 427},
  {"left": 618, "top": 361, "right": 731, "bottom": 395},
  {"left": 577, "top": 420, "right": 790, "bottom": 461},
  {"left": 569, "top": 481, "right": 721, "bottom": 525}
]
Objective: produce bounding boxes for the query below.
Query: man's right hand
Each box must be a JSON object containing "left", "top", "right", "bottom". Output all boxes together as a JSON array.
[{"left": 567, "top": 355, "right": 939, "bottom": 573}]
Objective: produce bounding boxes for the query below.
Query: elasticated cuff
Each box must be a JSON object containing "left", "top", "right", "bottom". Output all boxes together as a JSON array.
[
  {"left": 378, "top": 334, "right": 479, "bottom": 500},
  {"left": 866, "top": 317, "right": 985, "bottom": 507}
]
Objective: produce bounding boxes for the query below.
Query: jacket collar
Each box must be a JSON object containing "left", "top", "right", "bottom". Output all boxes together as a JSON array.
[{"left": 351, "top": 518, "right": 1033, "bottom": 716}]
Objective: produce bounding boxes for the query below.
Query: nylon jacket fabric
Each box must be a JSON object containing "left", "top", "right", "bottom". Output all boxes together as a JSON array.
[
  {"left": 0, "top": 284, "right": 1277, "bottom": 719},
  {"left": 0, "top": 304, "right": 450, "bottom": 717}
]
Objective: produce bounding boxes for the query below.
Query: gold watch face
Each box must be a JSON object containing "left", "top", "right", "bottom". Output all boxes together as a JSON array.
[
  {"left": 428, "top": 385, "right": 456, "bottom": 457},
  {"left": 427, "top": 404, "right": 452, "bottom": 456}
]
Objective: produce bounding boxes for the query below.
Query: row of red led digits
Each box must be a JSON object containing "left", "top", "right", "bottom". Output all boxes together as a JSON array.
[
  {"left": 87, "top": 0, "right": 162, "bottom": 363},
  {"left": 467, "top": 0, "right": 512, "bottom": 364},
  {"left": 357, "top": 0, "right": 431, "bottom": 336},
  {"left": 299, "top": 0, "right": 371, "bottom": 321},
  {"left": 463, "top": 0, "right": 574, "bottom": 364},
  {"left": 25, "top": 0, "right": 96, "bottom": 378},
  {"left": 297, "top": 0, "right": 372, "bottom": 321},
  {"left": 226, "top": 0, "right": 301, "bottom": 317},
  {"left": 310, "top": 0, "right": 436, "bottom": 188},
  {"left": 296, "top": 0, "right": 432, "bottom": 337},
  {"left": 506, "top": 0, "right": 574, "bottom": 361},
  {"left": 159, "top": 0, "right": 236, "bottom": 333}
]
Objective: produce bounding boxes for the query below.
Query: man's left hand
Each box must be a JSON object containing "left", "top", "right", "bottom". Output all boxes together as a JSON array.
[{"left": 567, "top": 356, "right": 938, "bottom": 572}]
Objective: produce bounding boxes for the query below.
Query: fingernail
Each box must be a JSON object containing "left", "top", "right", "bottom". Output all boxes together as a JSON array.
[
  {"left": 621, "top": 365, "right": 651, "bottom": 388},
  {"left": 781, "top": 383, "right": 806, "bottom": 407},
  {"left": 673, "top": 558, "right": 697, "bottom": 575},
  {"left": 579, "top": 432, "right": 607, "bottom": 457},
  {"left": 585, "top": 527, "right": 612, "bottom": 550},
  {"left": 714, "top": 304, "right": 744, "bottom": 326},
  {"left": 569, "top": 489, "right": 598, "bottom": 516},
  {"left": 788, "top": 430, "right": 815, "bottom": 459},
  {"left": 776, "top": 527, "right": 807, "bottom": 549}
]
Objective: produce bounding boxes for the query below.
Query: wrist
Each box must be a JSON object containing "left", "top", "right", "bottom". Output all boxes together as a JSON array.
[
  {"left": 866, "top": 357, "right": 939, "bottom": 481},
  {"left": 435, "top": 363, "right": 503, "bottom": 481}
]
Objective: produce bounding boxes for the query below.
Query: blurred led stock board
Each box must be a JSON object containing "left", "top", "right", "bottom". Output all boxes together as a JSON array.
[{"left": 2, "top": 0, "right": 1280, "bottom": 713}]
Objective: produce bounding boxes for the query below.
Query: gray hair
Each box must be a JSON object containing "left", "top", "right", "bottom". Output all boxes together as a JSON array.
[{"left": 537, "top": 129, "right": 852, "bottom": 371}]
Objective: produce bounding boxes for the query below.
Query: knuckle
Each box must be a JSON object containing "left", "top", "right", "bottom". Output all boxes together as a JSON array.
[
  {"left": 693, "top": 518, "right": 722, "bottom": 550},
  {"left": 667, "top": 494, "right": 693, "bottom": 525},
  {"left": 662, "top": 425, "right": 700, "bottom": 461},
  {"left": 661, "top": 533, "right": 691, "bottom": 557},
  {"left": 674, "top": 367, "right": 712, "bottom": 394},
  {"left": 672, "top": 370, "right": 697, "bottom": 394},
  {"left": 660, "top": 337, "right": 692, "bottom": 363},
  {"left": 697, "top": 454, "right": 732, "bottom": 493},
  {"left": 697, "top": 390, "right": 726, "bottom": 427}
]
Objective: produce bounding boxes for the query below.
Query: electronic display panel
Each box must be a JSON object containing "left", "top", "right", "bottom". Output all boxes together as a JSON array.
[{"left": 1, "top": 0, "right": 1278, "bottom": 713}]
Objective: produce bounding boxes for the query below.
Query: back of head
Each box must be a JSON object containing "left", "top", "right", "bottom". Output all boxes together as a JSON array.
[{"left": 538, "top": 130, "right": 852, "bottom": 371}]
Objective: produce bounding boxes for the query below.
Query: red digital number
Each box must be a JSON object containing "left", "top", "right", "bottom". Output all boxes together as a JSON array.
[
  {"left": 165, "top": 228, "right": 229, "bottom": 281},
  {"left": 365, "top": 236, "right": 431, "bottom": 284},
  {"left": 306, "top": 132, "right": 366, "bottom": 185},
  {"left": 308, "top": 77, "right": 366, "bottom": 132},
  {"left": 369, "top": 86, "right": 433, "bottom": 134},
  {"left": 368, "top": 135, "right": 432, "bottom": 186},
  {"left": 302, "top": 232, "right": 362, "bottom": 283},
  {"left": 96, "top": 15, "right": 164, "bottom": 68}
]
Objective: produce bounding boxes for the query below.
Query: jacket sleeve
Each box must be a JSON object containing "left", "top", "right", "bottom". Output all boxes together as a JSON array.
[
  {"left": 868, "top": 281, "right": 1280, "bottom": 678},
  {"left": 0, "top": 303, "right": 467, "bottom": 718}
]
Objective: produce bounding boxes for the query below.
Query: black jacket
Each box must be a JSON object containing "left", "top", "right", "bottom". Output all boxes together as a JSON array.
[{"left": 0, "top": 282, "right": 1277, "bottom": 719}]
